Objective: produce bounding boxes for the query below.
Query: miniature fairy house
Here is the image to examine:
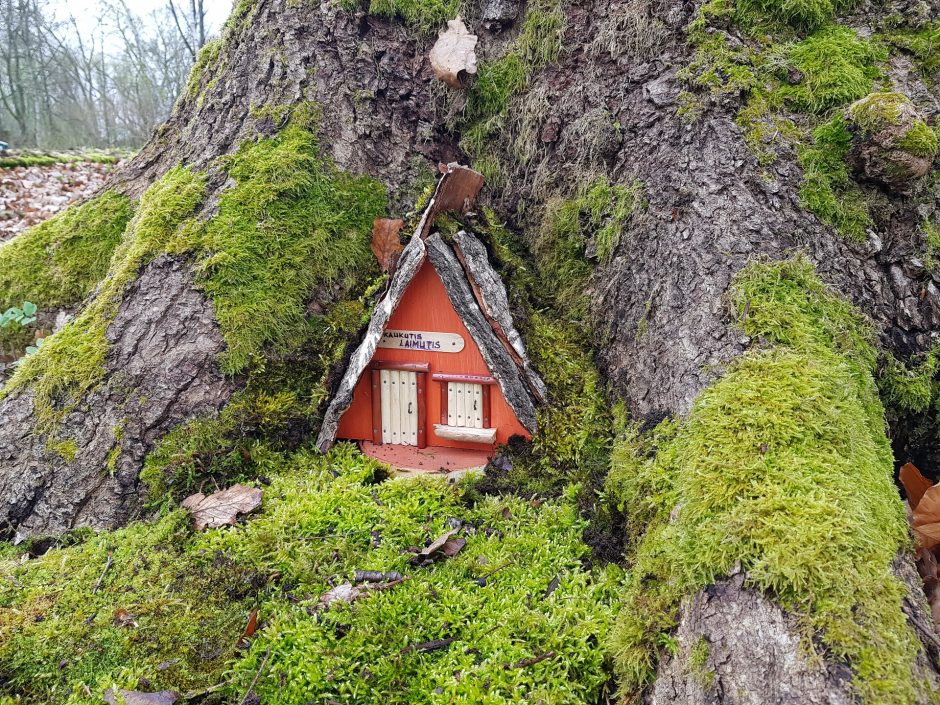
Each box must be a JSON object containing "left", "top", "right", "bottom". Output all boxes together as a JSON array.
[{"left": 317, "top": 166, "right": 546, "bottom": 455}]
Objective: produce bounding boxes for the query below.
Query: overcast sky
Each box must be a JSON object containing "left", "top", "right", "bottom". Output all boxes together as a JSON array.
[{"left": 47, "top": 0, "right": 234, "bottom": 49}]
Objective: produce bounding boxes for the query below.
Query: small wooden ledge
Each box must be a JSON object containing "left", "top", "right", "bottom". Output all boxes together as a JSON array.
[{"left": 433, "top": 424, "right": 496, "bottom": 444}]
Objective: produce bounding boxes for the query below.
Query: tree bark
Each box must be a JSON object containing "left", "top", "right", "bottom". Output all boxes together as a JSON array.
[{"left": 1, "top": 0, "right": 939, "bottom": 700}]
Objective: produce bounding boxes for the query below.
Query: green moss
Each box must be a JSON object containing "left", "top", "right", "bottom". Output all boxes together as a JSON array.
[
  {"left": 687, "top": 637, "right": 714, "bottom": 687},
  {"left": 896, "top": 120, "right": 940, "bottom": 159},
  {"left": 680, "top": 0, "right": 763, "bottom": 101},
  {"left": 364, "top": 0, "right": 460, "bottom": 34},
  {"left": 2, "top": 169, "right": 206, "bottom": 422},
  {"left": 784, "top": 26, "right": 884, "bottom": 113},
  {"left": 0, "top": 152, "right": 123, "bottom": 169},
  {"left": 1, "top": 445, "right": 621, "bottom": 705},
  {"left": 607, "top": 256, "right": 925, "bottom": 704},
  {"left": 798, "top": 115, "right": 873, "bottom": 241},
  {"left": 0, "top": 192, "right": 133, "bottom": 312},
  {"left": 47, "top": 438, "right": 78, "bottom": 463},
  {"left": 886, "top": 22, "right": 940, "bottom": 77},
  {"left": 178, "top": 115, "right": 385, "bottom": 374},
  {"left": 848, "top": 92, "right": 939, "bottom": 159},
  {"left": 534, "top": 177, "right": 644, "bottom": 317},
  {"left": 735, "top": 0, "right": 837, "bottom": 30},
  {"left": 925, "top": 218, "right": 940, "bottom": 272},
  {"left": 848, "top": 92, "right": 910, "bottom": 133},
  {"left": 460, "top": 0, "right": 564, "bottom": 171},
  {"left": 878, "top": 344, "right": 940, "bottom": 415},
  {"left": 185, "top": 37, "right": 222, "bottom": 98}
]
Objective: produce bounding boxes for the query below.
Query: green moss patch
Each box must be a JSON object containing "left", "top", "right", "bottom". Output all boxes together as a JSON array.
[
  {"left": 0, "top": 152, "right": 124, "bottom": 169},
  {"left": 678, "top": 0, "right": 893, "bottom": 240},
  {"left": 0, "top": 192, "right": 132, "bottom": 312},
  {"left": 362, "top": 0, "right": 460, "bottom": 34},
  {"left": 798, "top": 115, "right": 872, "bottom": 240},
  {"left": 783, "top": 26, "right": 884, "bottom": 113},
  {"left": 2, "top": 168, "right": 206, "bottom": 421},
  {"left": 0, "top": 445, "right": 621, "bottom": 704},
  {"left": 886, "top": 21, "right": 940, "bottom": 78},
  {"left": 848, "top": 91, "right": 939, "bottom": 160},
  {"left": 606, "top": 256, "right": 926, "bottom": 704},
  {"left": 180, "top": 116, "right": 384, "bottom": 375},
  {"left": 534, "top": 177, "right": 644, "bottom": 318},
  {"left": 460, "top": 0, "right": 564, "bottom": 173}
]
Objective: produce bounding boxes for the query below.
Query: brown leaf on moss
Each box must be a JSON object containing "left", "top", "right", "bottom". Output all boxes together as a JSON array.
[
  {"left": 901, "top": 462, "right": 933, "bottom": 510},
  {"left": 371, "top": 218, "right": 404, "bottom": 272},
  {"left": 181, "top": 484, "right": 262, "bottom": 531},
  {"left": 912, "top": 485, "right": 940, "bottom": 549},
  {"left": 236, "top": 607, "right": 259, "bottom": 649}
]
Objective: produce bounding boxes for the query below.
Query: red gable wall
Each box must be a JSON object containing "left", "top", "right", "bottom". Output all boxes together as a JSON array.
[{"left": 336, "top": 259, "right": 530, "bottom": 448}]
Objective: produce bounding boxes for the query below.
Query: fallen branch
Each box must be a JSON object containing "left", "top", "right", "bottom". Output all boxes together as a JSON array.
[
  {"left": 238, "top": 647, "right": 272, "bottom": 705},
  {"left": 400, "top": 636, "right": 457, "bottom": 654},
  {"left": 92, "top": 551, "right": 113, "bottom": 594},
  {"left": 510, "top": 651, "right": 556, "bottom": 669}
]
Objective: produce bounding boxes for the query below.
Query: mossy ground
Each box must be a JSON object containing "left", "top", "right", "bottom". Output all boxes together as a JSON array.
[
  {"left": 2, "top": 168, "right": 206, "bottom": 423},
  {"left": 0, "top": 151, "right": 124, "bottom": 169},
  {"left": 0, "top": 445, "right": 622, "bottom": 705},
  {"left": 606, "top": 256, "right": 926, "bottom": 704}
]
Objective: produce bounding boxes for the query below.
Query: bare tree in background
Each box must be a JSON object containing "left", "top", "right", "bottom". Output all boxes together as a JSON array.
[
  {"left": 166, "top": 0, "right": 207, "bottom": 63},
  {"left": 0, "top": 0, "right": 220, "bottom": 150}
]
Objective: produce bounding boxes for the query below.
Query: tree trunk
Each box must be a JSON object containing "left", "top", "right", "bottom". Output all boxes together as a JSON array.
[{"left": 2, "top": 0, "right": 940, "bottom": 701}]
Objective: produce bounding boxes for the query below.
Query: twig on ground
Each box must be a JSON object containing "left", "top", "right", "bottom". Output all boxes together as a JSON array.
[{"left": 92, "top": 552, "right": 113, "bottom": 594}]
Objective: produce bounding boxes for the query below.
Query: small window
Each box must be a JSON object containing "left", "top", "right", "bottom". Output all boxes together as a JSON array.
[
  {"left": 447, "top": 382, "right": 483, "bottom": 428},
  {"left": 433, "top": 374, "right": 496, "bottom": 444}
]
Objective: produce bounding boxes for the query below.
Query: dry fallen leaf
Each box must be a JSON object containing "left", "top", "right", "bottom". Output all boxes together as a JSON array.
[
  {"left": 113, "top": 607, "right": 138, "bottom": 628},
  {"left": 181, "top": 484, "right": 262, "bottom": 531},
  {"left": 316, "top": 582, "right": 365, "bottom": 610},
  {"left": 103, "top": 688, "right": 178, "bottom": 705},
  {"left": 429, "top": 17, "right": 478, "bottom": 87},
  {"left": 236, "top": 607, "right": 259, "bottom": 649},
  {"left": 901, "top": 462, "right": 933, "bottom": 511},
  {"left": 410, "top": 528, "right": 467, "bottom": 565},
  {"left": 912, "top": 484, "right": 940, "bottom": 549},
  {"left": 371, "top": 218, "right": 405, "bottom": 272}
]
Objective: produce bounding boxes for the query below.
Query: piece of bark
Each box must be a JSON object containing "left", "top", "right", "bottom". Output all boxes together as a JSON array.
[
  {"left": 181, "top": 484, "right": 262, "bottom": 531},
  {"left": 429, "top": 18, "right": 478, "bottom": 88},
  {"left": 426, "top": 234, "right": 538, "bottom": 433}
]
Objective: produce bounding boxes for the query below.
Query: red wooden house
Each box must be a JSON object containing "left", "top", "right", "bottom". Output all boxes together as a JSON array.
[{"left": 317, "top": 170, "right": 545, "bottom": 463}]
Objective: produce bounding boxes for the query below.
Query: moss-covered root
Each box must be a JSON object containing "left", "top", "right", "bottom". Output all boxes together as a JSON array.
[
  {"left": 2, "top": 168, "right": 206, "bottom": 419},
  {"left": 0, "top": 192, "right": 133, "bottom": 312},
  {"left": 607, "top": 256, "right": 932, "bottom": 704}
]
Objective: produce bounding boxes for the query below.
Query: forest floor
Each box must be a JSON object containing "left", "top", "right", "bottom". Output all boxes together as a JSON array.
[{"left": 0, "top": 154, "right": 125, "bottom": 241}]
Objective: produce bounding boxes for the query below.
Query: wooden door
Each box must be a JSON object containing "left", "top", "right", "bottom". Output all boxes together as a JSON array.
[{"left": 380, "top": 369, "right": 419, "bottom": 445}]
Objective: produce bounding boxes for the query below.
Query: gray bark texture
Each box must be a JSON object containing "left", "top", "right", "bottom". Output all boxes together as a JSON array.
[{"left": 1, "top": 0, "right": 939, "bottom": 699}]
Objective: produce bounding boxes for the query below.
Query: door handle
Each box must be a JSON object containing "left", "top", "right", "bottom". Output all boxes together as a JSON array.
[
  {"left": 408, "top": 402, "right": 413, "bottom": 414},
  {"left": 473, "top": 400, "right": 478, "bottom": 411}
]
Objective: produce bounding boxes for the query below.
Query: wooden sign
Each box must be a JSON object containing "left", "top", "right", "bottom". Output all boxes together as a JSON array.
[{"left": 379, "top": 330, "right": 465, "bottom": 353}]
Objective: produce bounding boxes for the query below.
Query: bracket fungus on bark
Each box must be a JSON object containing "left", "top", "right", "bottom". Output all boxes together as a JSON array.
[{"left": 429, "top": 17, "right": 478, "bottom": 88}]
